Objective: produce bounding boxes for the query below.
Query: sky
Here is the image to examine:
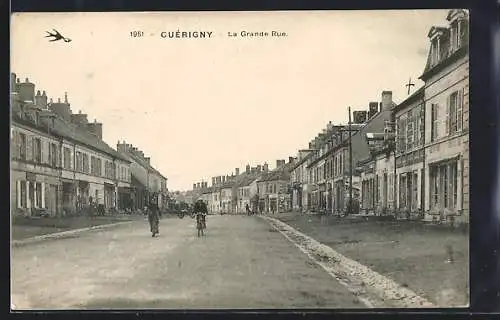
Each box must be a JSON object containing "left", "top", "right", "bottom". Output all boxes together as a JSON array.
[{"left": 11, "top": 10, "right": 451, "bottom": 191}]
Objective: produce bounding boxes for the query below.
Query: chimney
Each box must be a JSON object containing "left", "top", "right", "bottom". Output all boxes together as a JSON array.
[
  {"left": 17, "top": 77, "right": 35, "bottom": 103},
  {"left": 86, "top": 121, "right": 103, "bottom": 140},
  {"left": 353, "top": 110, "right": 368, "bottom": 124},
  {"left": 41, "top": 91, "right": 47, "bottom": 108},
  {"left": 257, "top": 165, "right": 262, "bottom": 172},
  {"left": 381, "top": 91, "right": 393, "bottom": 111},
  {"left": 235, "top": 168, "right": 240, "bottom": 176},
  {"left": 10, "top": 73, "right": 17, "bottom": 93},
  {"left": 246, "top": 164, "right": 251, "bottom": 173},
  {"left": 222, "top": 176, "right": 226, "bottom": 183},
  {"left": 117, "top": 141, "right": 131, "bottom": 152},
  {"left": 193, "top": 183, "right": 197, "bottom": 190},
  {"left": 289, "top": 156, "right": 294, "bottom": 164},
  {"left": 263, "top": 162, "right": 269, "bottom": 172},
  {"left": 276, "top": 160, "right": 283, "bottom": 168},
  {"left": 35, "top": 90, "right": 42, "bottom": 107},
  {"left": 368, "top": 102, "right": 379, "bottom": 119},
  {"left": 71, "top": 110, "right": 89, "bottom": 126},
  {"left": 48, "top": 95, "right": 72, "bottom": 122},
  {"left": 145, "top": 157, "right": 150, "bottom": 164},
  {"left": 197, "top": 182, "right": 201, "bottom": 189},
  {"left": 327, "top": 121, "right": 333, "bottom": 131},
  {"left": 212, "top": 177, "right": 216, "bottom": 186}
]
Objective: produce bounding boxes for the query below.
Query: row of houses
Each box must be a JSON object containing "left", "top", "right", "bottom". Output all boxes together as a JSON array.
[
  {"left": 10, "top": 74, "right": 168, "bottom": 217},
  {"left": 290, "top": 9, "right": 469, "bottom": 224},
  {"left": 191, "top": 160, "right": 294, "bottom": 214},
  {"left": 191, "top": 9, "right": 469, "bottom": 225}
]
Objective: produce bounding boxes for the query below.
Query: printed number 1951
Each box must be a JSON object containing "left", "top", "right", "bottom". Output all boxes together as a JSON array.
[{"left": 130, "top": 31, "right": 144, "bottom": 37}]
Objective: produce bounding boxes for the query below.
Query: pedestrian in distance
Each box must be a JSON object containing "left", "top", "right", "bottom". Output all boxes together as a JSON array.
[
  {"left": 147, "top": 193, "right": 160, "bottom": 237},
  {"left": 193, "top": 200, "right": 208, "bottom": 237}
]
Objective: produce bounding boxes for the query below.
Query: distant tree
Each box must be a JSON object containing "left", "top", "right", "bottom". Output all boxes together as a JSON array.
[{"left": 179, "top": 201, "right": 189, "bottom": 210}]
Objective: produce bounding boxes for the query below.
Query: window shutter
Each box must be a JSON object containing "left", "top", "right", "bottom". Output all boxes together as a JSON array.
[
  {"left": 446, "top": 164, "right": 453, "bottom": 209},
  {"left": 460, "top": 158, "right": 465, "bottom": 210},
  {"left": 445, "top": 96, "right": 450, "bottom": 136},
  {"left": 26, "top": 136, "right": 33, "bottom": 161},
  {"left": 15, "top": 132, "right": 20, "bottom": 159},
  {"left": 11, "top": 131, "right": 18, "bottom": 159},
  {"left": 420, "top": 105, "right": 425, "bottom": 144},
  {"left": 460, "top": 19, "right": 469, "bottom": 47},
  {"left": 41, "top": 140, "right": 48, "bottom": 164},
  {"left": 457, "top": 88, "right": 464, "bottom": 132},
  {"left": 57, "top": 145, "right": 61, "bottom": 167},
  {"left": 17, "top": 180, "right": 21, "bottom": 208}
]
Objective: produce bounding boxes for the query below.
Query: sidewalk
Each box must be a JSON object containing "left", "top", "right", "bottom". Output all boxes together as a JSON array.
[
  {"left": 270, "top": 211, "right": 469, "bottom": 307},
  {"left": 11, "top": 215, "right": 142, "bottom": 241}
]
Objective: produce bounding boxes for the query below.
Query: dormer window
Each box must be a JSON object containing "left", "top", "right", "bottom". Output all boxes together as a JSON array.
[
  {"left": 428, "top": 27, "right": 449, "bottom": 67},
  {"left": 430, "top": 39, "right": 439, "bottom": 66},
  {"left": 450, "top": 19, "right": 468, "bottom": 52},
  {"left": 450, "top": 19, "right": 460, "bottom": 51},
  {"left": 448, "top": 9, "right": 469, "bottom": 53}
]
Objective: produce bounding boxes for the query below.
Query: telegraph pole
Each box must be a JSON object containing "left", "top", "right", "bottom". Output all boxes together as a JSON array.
[{"left": 348, "top": 106, "right": 353, "bottom": 215}]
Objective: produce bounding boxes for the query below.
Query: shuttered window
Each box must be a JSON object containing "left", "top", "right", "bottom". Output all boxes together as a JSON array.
[
  {"left": 431, "top": 104, "right": 439, "bottom": 141},
  {"left": 457, "top": 88, "right": 464, "bottom": 132},
  {"left": 63, "top": 147, "right": 71, "bottom": 170},
  {"left": 19, "top": 181, "right": 26, "bottom": 208},
  {"left": 33, "top": 137, "right": 42, "bottom": 163}
]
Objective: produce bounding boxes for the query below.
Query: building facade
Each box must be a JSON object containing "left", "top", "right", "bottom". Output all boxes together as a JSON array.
[
  {"left": 117, "top": 142, "right": 168, "bottom": 211},
  {"left": 420, "top": 9, "right": 469, "bottom": 224},
  {"left": 394, "top": 88, "right": 426, "bottom": 219},
  {"left": 11, "top": 74, "right": 132, "bottom": 217},
  {"left": 256, "top": 159, "right": 293, "bottom": 213},
  {"left": 290, "top": 150, "right": 314, "bottom": 212}
]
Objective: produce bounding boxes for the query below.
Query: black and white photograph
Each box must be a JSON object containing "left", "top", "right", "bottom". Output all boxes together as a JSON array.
[{"left": 10, "top": 9, "right": 469, "bottom": 309}]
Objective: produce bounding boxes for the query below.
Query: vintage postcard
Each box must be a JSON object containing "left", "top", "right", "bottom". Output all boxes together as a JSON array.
[{"left": 10, "top": 10, "right": 469, "bottom": 310}]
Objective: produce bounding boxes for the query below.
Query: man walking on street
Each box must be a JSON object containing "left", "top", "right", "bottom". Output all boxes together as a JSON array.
[{"left": 147, "top": 193, "right": 160, "bottom": 237}]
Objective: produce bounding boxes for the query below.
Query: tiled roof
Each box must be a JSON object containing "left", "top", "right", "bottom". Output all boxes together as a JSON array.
[
  {"left": 126, "top": 151, "right": 167, "bottom": 180},
  {"left": 200, "top": 187, "right": 213, "bottom": 194},
  {"left": 291, "top": 151, "right": 314, "bottom": 170},
  {"left": 258, "top": 162, "right": 293, "bottom": 182},
  {"left": 392, "top": 87, "right": 424, "bottom": 113},
  {"left": 420, "top": 11, "right": 469, "bottom": 80},
  {"left": 235, "top": 172, "right": 261, "bottom": 187},
  {"left": 220, "top": 179, "right": 236, "bottom": 189},
  {"left": 11, "top": 102, "right": 130, "bottom": 163}
]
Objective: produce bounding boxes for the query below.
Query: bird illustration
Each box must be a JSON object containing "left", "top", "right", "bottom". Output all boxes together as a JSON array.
[{"left": 45, "top": 29, "right": 72, "bottom": 43}]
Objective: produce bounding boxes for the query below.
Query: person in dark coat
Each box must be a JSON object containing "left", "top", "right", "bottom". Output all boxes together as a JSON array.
[
  {"left": 147, "top": 193, "right": 160, "bottom": 237},
  {"left": 194, "top": 200, "right": 207, "bottom": 237}
]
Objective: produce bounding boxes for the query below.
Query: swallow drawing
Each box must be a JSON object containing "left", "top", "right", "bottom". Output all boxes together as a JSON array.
[{"left": 45, "top": 29, "right": 72, "bottom": 43}]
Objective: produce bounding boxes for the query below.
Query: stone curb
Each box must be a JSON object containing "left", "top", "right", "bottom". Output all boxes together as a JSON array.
[
  {"left": 11, "top": 221, "right": 136, "bottom": 248},
  {"left": 259, "top": 215, "right": 438, "bottom": 308}
]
